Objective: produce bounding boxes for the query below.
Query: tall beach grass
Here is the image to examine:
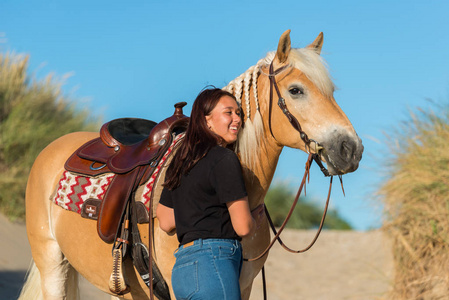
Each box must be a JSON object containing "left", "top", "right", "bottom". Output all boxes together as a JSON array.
[{"left": 380, "top": 101, "right": 449, "bottom": 299}]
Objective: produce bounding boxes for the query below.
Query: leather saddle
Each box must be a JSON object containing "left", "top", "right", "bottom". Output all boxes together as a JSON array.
[{"left": 65, "top": 102, "right": 189, "bottom": 243}]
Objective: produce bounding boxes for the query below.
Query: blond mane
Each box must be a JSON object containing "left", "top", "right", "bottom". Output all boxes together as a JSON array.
[{"left": 223, "top": 48, "right": 335, "bottom": 169}]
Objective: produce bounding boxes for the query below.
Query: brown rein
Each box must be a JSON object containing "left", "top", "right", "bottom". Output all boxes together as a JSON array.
[
  {"left": 244, "top": 60, "right": 336, "bottom": 262},
  {"left": 245, "top": 60, "right": 345, "bottom": 299},
  {"left": 147, "top": 60, "right": 341, "bottom": 299},
  {"left": 244, "top": 153, "right": 333, "bottom": 262}
]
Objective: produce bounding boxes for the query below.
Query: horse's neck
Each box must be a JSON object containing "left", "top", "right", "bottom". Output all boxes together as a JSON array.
[
  {"left": 238, "top": 75, "right": 283, "bottom": 209},
  {"left": 242, "top": 135, "right": 282, "bottom": 209}
]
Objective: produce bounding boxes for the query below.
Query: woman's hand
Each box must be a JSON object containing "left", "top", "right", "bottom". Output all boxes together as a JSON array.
[{"left": 227, "top": 198, "right": 266, "bottom": 237}]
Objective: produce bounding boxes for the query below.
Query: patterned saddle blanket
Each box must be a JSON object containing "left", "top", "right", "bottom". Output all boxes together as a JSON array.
[{"left": 51, "top": 132, "right": 184, "bottom": 223}]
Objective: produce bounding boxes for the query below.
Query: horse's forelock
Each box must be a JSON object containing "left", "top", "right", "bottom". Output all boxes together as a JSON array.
[
  {"left": 258, "top": 49, "right": 335, "bottom": 97},
  {"left": 288, "top": 48, "right": 335, "bottom": 97}
]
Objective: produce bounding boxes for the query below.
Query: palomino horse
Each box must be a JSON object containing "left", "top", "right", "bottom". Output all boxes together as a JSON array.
[{"left": 20, "top": 30, "right": 363, "bottom": 299}]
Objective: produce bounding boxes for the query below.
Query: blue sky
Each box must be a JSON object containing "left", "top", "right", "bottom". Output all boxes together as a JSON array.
[{"left": 2, "top": 1, "right": 448, "bottom": 230}]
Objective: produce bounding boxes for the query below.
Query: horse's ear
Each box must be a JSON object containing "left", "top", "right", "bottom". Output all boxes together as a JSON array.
[
  {"left": 276, "top": 29, "right": 291, "bottom": 64},
  {"left": 306, "top": 32, "right": 324, "bottom": 55}
]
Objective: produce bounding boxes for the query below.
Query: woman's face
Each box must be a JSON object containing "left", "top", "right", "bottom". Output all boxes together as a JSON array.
[{"left": 205, "top": 95, "right": 242, "bottom": 145}]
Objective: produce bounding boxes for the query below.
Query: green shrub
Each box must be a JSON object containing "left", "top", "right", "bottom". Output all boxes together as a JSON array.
[{"left": 0, "top": 53, "right": 100, "bottom": 220}]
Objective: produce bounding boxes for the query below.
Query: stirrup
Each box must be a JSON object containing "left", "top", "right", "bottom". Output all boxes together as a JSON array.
[{"left": 109, "top": 248, "right": 129, "bottom": 295}]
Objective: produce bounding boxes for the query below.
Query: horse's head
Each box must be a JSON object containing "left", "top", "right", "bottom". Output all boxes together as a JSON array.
[{"left": 226, "top": 30, "right": 363, "bottom": 176}]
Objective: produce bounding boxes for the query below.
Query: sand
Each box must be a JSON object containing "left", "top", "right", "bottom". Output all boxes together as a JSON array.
[{"left": 0, "top": 213, "right": 393, "bottom": 299}]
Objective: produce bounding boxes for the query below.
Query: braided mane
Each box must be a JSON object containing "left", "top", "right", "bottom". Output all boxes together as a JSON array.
[{"left": 223, "top": 48, "right": 335, "bottom": 169}]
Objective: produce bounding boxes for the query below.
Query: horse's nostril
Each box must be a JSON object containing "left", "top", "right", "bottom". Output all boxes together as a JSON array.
[{"left": 340, "top": 140, "right": 354, "bottom": 160}]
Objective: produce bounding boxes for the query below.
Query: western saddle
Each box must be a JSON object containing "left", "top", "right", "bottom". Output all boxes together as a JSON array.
[{"left": 65, "top": 102, "right": 189, "bottom": 299}]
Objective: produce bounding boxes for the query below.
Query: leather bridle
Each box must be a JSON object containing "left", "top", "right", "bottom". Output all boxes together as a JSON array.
[
  {"left": 267, "top": 61, "right": 330, "bottom": 177},
  {"left": 247, "top": 60, "right": 344, "bottom": 299}
]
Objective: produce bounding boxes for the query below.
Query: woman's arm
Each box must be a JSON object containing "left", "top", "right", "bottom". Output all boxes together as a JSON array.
[
  {"left": 156, "top": 203, "right": 176, "bottom": 233},
  {"left": 227, "top": 197, "right": 265, "bottom": 237}
]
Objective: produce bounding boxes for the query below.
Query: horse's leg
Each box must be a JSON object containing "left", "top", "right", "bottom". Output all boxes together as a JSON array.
[
  {"left": 25, "top": 163, "right": 75, "bottom": 300},
  {"left": 239, "top": 220, "right": 271, "bottom": 300},
  {"left": 24, "top": 179, "right": 79, "bottom": 300},
  {"left": 28, "top": 210, "right": 80, "bottom": 300},
  {"left": 19, "top": 255, "right": 79, "bottom": 300},
  {"left": 241, "top": 283, "right": 254, "bottom": 300},
  {"left": 23, "top": 132, "right": 98, "bottom": 299}
]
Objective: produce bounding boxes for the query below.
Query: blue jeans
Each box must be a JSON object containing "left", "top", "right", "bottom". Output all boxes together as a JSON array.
[{"left": 171, "top": 239, "right": 243, "bottom": 300}]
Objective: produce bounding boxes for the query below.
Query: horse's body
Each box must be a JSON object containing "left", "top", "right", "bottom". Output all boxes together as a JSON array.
[{"left": 20, "top": 30, "right": 363, "bottom": 299}]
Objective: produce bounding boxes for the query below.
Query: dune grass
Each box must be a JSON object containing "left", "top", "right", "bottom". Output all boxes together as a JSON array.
[
  {"left": 380, "top": 101, "right": 449, "bottom": 299},
  {"left": 0, "top": 53, "right": 100, "bottom": 220}
]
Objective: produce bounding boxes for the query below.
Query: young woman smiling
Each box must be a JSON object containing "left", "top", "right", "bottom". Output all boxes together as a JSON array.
[{"left": 157, "top": 87, "right": 265, "bottom": 299}]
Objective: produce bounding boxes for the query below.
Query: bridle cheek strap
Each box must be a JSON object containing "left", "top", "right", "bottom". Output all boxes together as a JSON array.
[
  {"left": 268, "top": 62, "right": 310, "bottom": 146},
  {"left": 267, "top": 61, "right": 330, "bottom": 177}
]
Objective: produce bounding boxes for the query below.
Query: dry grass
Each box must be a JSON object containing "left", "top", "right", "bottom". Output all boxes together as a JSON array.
[{"left": 380, "top": 102, "right": 449, "bottom": 299}]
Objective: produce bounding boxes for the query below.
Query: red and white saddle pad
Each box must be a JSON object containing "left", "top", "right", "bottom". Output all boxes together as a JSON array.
[{"left": 51, "top": 132, "right": 185, "bottom": 215}]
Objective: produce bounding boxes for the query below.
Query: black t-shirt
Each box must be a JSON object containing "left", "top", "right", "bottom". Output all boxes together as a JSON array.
[{"left": 159, "top": 145, "right": 247, "bottom": 245}]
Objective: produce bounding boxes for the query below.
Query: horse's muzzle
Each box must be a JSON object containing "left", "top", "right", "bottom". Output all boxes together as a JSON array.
[{"left": 320, "top": 130, "right": 364, "bottom": 175}]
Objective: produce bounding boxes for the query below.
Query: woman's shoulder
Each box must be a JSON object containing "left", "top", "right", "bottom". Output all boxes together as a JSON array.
[
  {"left": 206, "top": 145, "right": 240, "bottom": 167},
  {"left": 208, "top": 145, "right": 237, "bottom": 158}
]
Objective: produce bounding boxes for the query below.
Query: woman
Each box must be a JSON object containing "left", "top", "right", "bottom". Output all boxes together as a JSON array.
[{"left": 157, "top": 87, "right": 264, "bottom": 300}]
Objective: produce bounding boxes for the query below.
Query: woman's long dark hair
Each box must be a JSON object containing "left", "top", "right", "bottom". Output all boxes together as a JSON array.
[{"left": 163, "top": 87, "right": 238, "bottom": 190}]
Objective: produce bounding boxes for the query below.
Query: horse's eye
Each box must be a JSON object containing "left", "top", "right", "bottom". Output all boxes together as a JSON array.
[{"left": 289, "top": 87, "right": 303, "bottom": 95}]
